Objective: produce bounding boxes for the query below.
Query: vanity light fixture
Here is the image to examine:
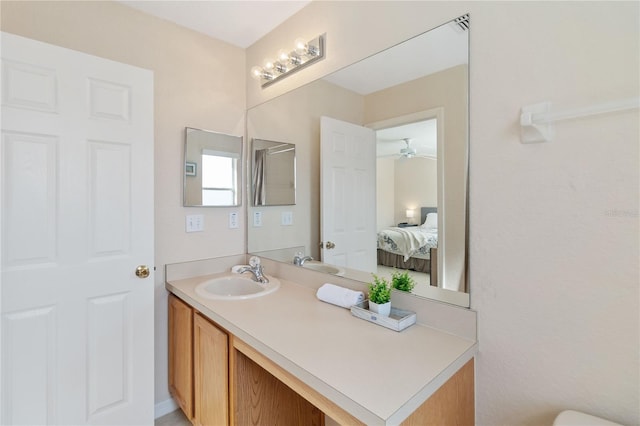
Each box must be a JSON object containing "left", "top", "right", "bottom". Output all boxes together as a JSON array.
[{"left": 250, "top": 34, "right": 325, "bottom": 88}]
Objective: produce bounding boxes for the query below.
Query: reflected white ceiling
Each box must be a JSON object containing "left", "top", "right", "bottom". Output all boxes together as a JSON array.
[
  {"left": 324, "top": 21, "right": 467, "bottom": 96},
  {"left": 118, "top": 0, "right": 311, "bottom": 48}
]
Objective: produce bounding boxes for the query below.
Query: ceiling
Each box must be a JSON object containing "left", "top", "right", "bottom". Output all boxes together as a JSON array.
[{"left": 118, "top": 0, "right": 311, "bottom": 48}]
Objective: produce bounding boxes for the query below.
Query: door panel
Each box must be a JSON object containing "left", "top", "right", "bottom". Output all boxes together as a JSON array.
[
  {"left": 1, "top": 32, "right": 154, "bottom": 425},
  {"left": 2, "top": 306, "right": 57, "bottom": 425},
  {"left": 88, "top": 141, "right": 131, "bottom": 257},
  {"left": 87, "top": 292, "right": 131, "bottom": 419},
  {"left": 320, "top": 116, "right": 376, "bottom": 273},
  {"left": 2, "top": 131, "right": 58, "bottom": 266}
]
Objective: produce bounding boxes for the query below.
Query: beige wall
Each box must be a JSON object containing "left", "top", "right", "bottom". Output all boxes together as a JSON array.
[
  {"left": 377, "top": 157, "right": 438, "bottom": 228},
  {"left": 395, "top": 158, "right": 438, "bottom": 224},
  {"left": 247, "top": 2, "right": 639, "bottom": 425},
  {"left": 247, "top": 79, "right": 364, "bottom": 259},
  {"left": 0, "top": 0, "right": 246, "bottom": 408}
]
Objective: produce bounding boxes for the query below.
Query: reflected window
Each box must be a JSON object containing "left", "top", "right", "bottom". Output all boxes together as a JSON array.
[
  {"left": 202, "top": 150, "right": 238, "bottom": 205},
  {"left": 183, "top": 127, "right": 242, "bottom": 207}
]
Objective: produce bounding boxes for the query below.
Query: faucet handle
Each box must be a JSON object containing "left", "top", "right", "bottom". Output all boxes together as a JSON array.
[
  {"left": 231, "top": 265, "right": 244, "bottom": 274},
  {"left": 249, "top": 256, "right": 261, "bottom": 268}
]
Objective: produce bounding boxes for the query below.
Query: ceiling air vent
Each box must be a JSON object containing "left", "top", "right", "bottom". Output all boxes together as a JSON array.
[{"left": 452, "top": 14, "right": 470, "bottom": 32}]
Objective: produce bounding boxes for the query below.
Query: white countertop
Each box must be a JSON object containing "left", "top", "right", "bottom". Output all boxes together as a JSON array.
[{"left": 166, "top": 272, "right": 477, "bottom": 425}]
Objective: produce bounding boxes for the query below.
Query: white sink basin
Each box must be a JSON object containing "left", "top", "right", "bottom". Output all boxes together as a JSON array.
[
  {"left": 302, "top": 262, "right": 345, "bottom": 276},
  {"left": 195, "top": 275, "right": 280, "bottom": 300}
]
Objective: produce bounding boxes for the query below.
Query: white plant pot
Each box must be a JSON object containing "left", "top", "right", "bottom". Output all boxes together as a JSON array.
[{"left": 369, "top": 301, "right": 391, "bottom": 317}]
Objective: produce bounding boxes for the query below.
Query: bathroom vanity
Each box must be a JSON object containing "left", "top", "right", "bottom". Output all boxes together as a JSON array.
[{"left": 166, "top": 258, "right": 477, "bottom": 425}]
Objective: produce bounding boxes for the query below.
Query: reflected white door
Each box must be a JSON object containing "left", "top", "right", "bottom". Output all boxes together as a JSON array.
[
  {"left": 1, "top": 33, "right": 154, "bottom": 425},
  {"left": 320, "top": 116, "right": 376, "bottom": 272}
]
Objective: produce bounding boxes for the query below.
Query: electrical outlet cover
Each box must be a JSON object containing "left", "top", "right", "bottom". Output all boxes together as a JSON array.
[{"left": 253, "top": 211, "right": 262, "bottom": 227}]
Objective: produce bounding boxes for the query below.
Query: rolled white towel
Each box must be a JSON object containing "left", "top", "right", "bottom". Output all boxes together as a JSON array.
[{"left": 316, "top": 283, "right": 364, "bottom": 308}]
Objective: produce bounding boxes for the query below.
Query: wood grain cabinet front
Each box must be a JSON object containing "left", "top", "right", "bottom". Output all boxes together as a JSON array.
[
  {"left": 169, "top": 295, "right": 229, "bottom": 426},
  {"left": 193, "top": 312, "right": 229, "bottom": 426},
  {"left": 168, "top": 294, "right": 194, "bottom": 420}
]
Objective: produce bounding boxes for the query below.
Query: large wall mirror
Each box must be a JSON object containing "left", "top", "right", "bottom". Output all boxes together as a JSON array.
[
  {"left": 184, "top": 127, "right": 242, "bottom": 207},
  {"left": 247, "top": 15, "right": 470, "bottom": 307}
]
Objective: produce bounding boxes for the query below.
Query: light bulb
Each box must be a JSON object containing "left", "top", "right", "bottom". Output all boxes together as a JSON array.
[
  {"left": 250, "top": 65, "right": 264, "bottom": 80},
  {"left": 277, "top": 49, "right": 290, "bottom": 63},
  {"left": 293, "top": 37, "right": 308, "bottom": 55},
  {"left": 263, "top": 59, "right": 275, "bottom": 71}
]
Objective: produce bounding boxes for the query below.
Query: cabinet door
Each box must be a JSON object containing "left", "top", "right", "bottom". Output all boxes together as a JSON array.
[
  {"left": 168, "top": 294, "right": 194, "bottom": 420},
  {"left": 194, "top": 313, "right": 229, "bottom": 426}
]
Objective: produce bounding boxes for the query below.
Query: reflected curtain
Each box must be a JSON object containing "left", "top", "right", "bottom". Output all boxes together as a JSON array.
[{"left": 253, "top": 149, "right": 267, "bottom": 205}]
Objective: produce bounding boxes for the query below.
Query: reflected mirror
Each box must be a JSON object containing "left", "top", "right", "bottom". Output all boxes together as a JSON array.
[
  {"left": 184, "top": 127, "right": 242, "bottom": 207},
  {"left": 247, "top": 15, "right": 469, "bottom": 307},
  {"left": 252, "top": 139, "right": 296, "bottom": 206}
]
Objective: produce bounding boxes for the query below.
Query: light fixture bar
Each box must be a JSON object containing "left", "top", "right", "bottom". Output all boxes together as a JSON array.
[{"left": 251, "top": 34, "right": 325, "bottom": 89}]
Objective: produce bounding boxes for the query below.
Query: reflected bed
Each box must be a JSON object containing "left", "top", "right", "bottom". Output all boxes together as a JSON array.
[{"left": 376, "top": 207, "right": 437, "bottom": 274}]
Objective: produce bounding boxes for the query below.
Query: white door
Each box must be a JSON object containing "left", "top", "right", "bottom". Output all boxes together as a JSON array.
[
  {"left": 1, "top": 33, "right": 154, "bottom": 425},
  {"left": 320, "top": 116, "right": 377, "bottom": 272}
]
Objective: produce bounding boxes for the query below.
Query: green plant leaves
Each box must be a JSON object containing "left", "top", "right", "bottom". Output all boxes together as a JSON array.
[
  {"left": 368, "top": 274, "right": 391, "bottom": 304},
  {"left": 391, "top": 270, "right": 416, "bottom": 292}
]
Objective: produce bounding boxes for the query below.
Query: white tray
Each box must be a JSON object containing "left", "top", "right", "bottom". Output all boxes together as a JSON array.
[{"left": 350, "top": 300, "right": 416, "bottom": 332}]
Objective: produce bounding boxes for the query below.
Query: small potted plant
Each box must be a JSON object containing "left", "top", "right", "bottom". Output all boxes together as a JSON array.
[
  {"left": 368, "top": 274, "right": 391, "bottom": 316},
  {"left": 391, "top": 270, "right": 416, "bottom": 293}
]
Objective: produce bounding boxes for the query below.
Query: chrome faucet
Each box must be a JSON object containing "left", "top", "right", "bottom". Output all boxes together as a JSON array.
[
  {"left": 293, "top": 253, "right": 313, "bottom": 266},
  {"left": 237, "top": 256, "right": 269, "bottom": 284}
]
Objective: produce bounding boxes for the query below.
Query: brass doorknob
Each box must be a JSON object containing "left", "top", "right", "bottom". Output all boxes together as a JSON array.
[
  {"left": 135, "top": 265, "right": 150, "bottom": 279},
  {"left": 326, "top": 241, "right": 336, "bottom": 249}
]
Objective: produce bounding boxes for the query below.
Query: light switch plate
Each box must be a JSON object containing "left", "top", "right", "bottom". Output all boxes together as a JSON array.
[
  {"left": 281, "top": 211, "right": 293, "bottom": 226},
  {"left": 186, "top": 214, "right": 204, "bottom": 232},
  {"left": 229, "top": 212, "right": 239, "bottom": 229}
]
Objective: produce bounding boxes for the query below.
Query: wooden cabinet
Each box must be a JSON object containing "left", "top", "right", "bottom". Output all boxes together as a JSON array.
[
  {"left": 168, "top": 294, "right": 193, "bottom": 420},
  {"left": 168, "top": 295, "right": 229, "bottom": 425},
  {"left": 194, "top": 312, "right": 229, "bottom": 426}
]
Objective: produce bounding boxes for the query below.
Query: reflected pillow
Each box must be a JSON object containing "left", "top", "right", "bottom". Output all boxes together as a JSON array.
[{"left": 422, "top": 212, "right": 438, "bottom": 230}]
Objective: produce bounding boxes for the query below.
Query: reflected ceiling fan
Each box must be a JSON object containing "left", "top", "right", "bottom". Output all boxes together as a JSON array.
[{"left": 382, "top": 138, "right": 435, "bottom": 160}]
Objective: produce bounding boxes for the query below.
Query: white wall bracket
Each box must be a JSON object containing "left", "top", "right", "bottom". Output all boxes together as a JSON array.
[
  {"left": 520, "top": 97, "right": 640, "bottom": 144},
  {"left": 520, "top": 102, "right": 553, "bottom": 143}
]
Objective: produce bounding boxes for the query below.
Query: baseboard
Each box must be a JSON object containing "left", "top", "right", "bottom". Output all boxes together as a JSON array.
[{"left": 154, "top": 398, "right": 179, "bottom": 419}]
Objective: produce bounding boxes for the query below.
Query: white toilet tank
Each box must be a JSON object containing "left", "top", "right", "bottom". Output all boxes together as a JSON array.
[{"left": 553, "top": 410, "right": 622, "bottom": 426}]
